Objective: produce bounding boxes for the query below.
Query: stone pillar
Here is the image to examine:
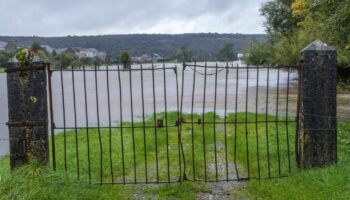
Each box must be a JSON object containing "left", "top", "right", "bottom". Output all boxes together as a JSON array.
[
  {"left": 298, "top": 40, "right": 337, "bottom": 168},
  {"left": 6, "top": 57, "right": 49, "bottom": 169}
]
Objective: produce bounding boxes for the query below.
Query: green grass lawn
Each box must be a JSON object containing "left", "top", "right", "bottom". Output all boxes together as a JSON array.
[
  {"left": 238, "top": 122, "right": 350, "bottom": 200},
  {"left": 0, "top": 112, "right": 349, "bottom": 199},
  {"left": 0, "top": 67, "right": 5, "bottom": 72},
  {"left": 50, "top": 112, "right": 295, "bottom": 184}
]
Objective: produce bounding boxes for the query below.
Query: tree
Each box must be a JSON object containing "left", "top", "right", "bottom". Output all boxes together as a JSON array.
[
  {"left": 174, "top": 47, "right": 192, "bottom": 62},
  {"left": 37, "top": 50, "right": 49, "bottom": 62},
  {"left": 80, "top": 57, "right": 93, "bottom": 66},
  {"left": 260, "top": 0, "right": 301, "bottom": 36},
  {"left": 244, "top": 41, "right": 275, "bottom": 66},
  {"left": 0, "top": 51, "right": 13, "bottom": 68},
  {"left": 120, "top": 51, "right": 131, "bottom": 69},
  {"left": 217, "top": 43, "right": 236, "bottom": 61},
  {"left": 51, "top": 49, "right": 57, "bottom": 57},
  {"left": 56, "top": 53, "right": 75, "bottom": 69},
  {"left": 31, "top": 42, "right": 44, "bottom": 53},
  {"left": 247, "top": 0, "right": 350, "bottom": 69}
]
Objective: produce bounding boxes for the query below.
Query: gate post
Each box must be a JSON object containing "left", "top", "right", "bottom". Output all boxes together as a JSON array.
[
  {"left": 297, "top": 40, "right": 337, "bottom": 168},
  {"left": 6, "top": 56, "right": 49, "bottom": 169}
]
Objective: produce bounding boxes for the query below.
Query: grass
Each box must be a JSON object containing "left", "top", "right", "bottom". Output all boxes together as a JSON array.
[
  {"left": 0, "top": 112, "right": 349, "bottom": 199},
  {"left": 0, "top": 67, "right": 5, "bottom": 73},
  {"left": 238, "top": 122, "right": 350, "bottom": 200},
  {"left": 337, "top": 80, "right": 350, "bottom": 92},
  {"left": 51, "top": 112, "right": 295, "bottom": 183}
]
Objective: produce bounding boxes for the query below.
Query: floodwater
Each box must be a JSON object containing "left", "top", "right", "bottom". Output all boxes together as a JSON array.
[{"left": 0, "top": 62, "right": 349, "bottom": 156}]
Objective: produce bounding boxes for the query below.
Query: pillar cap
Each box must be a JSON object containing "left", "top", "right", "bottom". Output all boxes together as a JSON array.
[{"left": 301, "top": 40, "right": 336, "bottom": 52}]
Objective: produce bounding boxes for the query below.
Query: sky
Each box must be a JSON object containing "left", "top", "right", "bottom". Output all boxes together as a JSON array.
[{"left": 0, "top": 0, "right": 268, "bottom": 37}]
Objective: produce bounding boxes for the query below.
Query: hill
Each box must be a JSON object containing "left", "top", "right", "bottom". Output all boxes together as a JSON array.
[{"left": 0, "top": 33, "right": 266, "bottom": 58}]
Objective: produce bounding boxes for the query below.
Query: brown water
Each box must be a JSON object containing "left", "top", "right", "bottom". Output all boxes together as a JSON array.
[{"left": 0, "top": 62, "right": 349, "bottom": 156}]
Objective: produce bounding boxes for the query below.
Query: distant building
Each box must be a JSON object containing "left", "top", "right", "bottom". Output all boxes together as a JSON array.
[
  {"left": 131, "top": 56, "right": 141, "bottom": 62},
  {"left": 139, "top": 53, "right": 163, "bottom": 63},
  {"left": 41, "top": 45, "right": 54, "bottom": 53},
  {"left": 0, "top": 41, "right": 6, "bottom": 51},
  {"left": 95, "top": 52, "right": 107, "bottom": 61},
  {"left": 4, "top": 41, "right": 17, "bottom": 52},
  {"left": 151, "top": 53, "right": 163, "bottom": 62},
  {"left": 56, "top": 48, "right": 67, "bottom": 54},
  {"left": 62, "top": 47, "right": 107, "bottom": 61},
  {"left": 140, "top": 54, "right": 152, "bottom": 63},
  {"left": 237, "top": 53, "right": 244, "bottom": 61}
]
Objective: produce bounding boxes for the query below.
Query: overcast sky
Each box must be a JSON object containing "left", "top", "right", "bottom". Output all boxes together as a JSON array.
[{"left": 0, "top": 0, "right": 268, "bottom": 37}]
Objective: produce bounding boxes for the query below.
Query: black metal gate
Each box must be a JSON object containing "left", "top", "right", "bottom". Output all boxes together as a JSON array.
[{"left": 48, "top": 62, "right": 299, "bottom": 184}]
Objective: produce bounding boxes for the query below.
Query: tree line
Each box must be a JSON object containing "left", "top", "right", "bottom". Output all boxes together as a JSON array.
[
  {"left": 0, "top": 42, "right": 239, "bottom": 70},
  {"left": 245, "top": 0, "right": 350, "bottom": 78}
]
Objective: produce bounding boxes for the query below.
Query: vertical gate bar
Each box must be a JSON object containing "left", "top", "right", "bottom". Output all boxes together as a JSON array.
[
  {"left": 162, "top": 63, "right": 170, "bottom": 183},
  {"left": 82, "top": 65, "right": 91, "bottom": 182},
  {"left": 179, "top": 63, "right": 187, "bottom": 180},
  {"left": 117, "top": 65, "right": 126, "bottom": 184},
  {"left": 285, "top": 67, "right": 291, "bottom": 173},
  {"left": 190, "top": 62, "right": 197, "bottom": 181},
  {"left": 129, "top": 63, "right": 137, "bottom": 183},
  {"left": 94, "top": 65, "right": 103, "bottom": 184},
  {"left": 175, "top": 65, "right": 182, "bottom": 182},
  {"left": 234, "top": 64, "right": 240, "bottom": 181},
  {"left": 224, "top": 63, "right": 229, "bottom": 181},
  {"left": 255, "top": 66, "right": 261, "bottom": 179},
  {"left": 295, "top": 66, "right": 301, "bottom": 167},
  {"left": 47, "top": 64, "right": 56, "bottom": 171},
  {"left": 265, "top": 66, "right": 271, "bottom": 178},
  {"left": 213, "top": 63, "right": 219, "bottom": 182},
  {"left": 106, "top": 66, "right": 114, "bottom": 183},
  {"left": 275, "top": 67, "right": 281, "bottom": 176},
  {"left": 245, "top": 66, "right": 250, "bottom": 179},
  {"left": 71, "top": 66, "right": 80, "bottom": 179},
  {"left": 60, "top": 66, "right": 67, "bottom": 172},
  {"left": 151, "top": 63, "right": 159, "bottom": 183},
  {"left": 202, "top": 62, "right": 208, "bottom": 181},
  {"left": 140, "top": 64, "right": 148, "bottom": 183}
]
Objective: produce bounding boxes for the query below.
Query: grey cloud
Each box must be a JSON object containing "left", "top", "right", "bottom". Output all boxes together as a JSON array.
[{"left": 0, "top": 0, "right": 267, "bottom": 36}]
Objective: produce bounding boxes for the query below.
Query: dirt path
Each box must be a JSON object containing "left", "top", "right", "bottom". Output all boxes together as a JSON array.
[{"left": 196, "top": 141, "right": 246, "bottom": 200}]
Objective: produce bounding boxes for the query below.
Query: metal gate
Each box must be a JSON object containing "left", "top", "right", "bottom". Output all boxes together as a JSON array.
[{"left": 48, "top": 62, "right": 299, "bottom": 184}]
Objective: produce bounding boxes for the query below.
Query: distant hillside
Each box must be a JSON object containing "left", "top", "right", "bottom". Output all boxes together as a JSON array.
[{"left": 0, "top": 33, "right": 266, "bottom": 58}]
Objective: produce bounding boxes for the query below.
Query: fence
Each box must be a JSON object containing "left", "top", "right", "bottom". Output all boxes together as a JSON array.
[
  {"left": 47, "top": 63, "right": 299, "bottom": 184},
  {"left": 5, "top": 40, "right": 338, "bottom": 184}
]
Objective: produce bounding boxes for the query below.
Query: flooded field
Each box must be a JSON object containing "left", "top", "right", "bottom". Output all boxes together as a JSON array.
[{"left": 0, "top": 62, "right": 349, "bottom": 156}]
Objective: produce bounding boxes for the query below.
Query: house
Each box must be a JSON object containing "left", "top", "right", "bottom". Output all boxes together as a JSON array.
[
  {"left": 151, "top": 53, "right": 163, "bottom": 62},
  {"left": 55, "top": 48, "right": 67, "bottom": 54},
  {"left": 95, "top": 52, "right": 107, "bottom": 61},
  {"left": 64, "top": 47, "right": 91, "bottom": 58},
  {"left": 4, "top": 41, "right": 17, "bottom": 52},
  {"left": 62, "top": 47, "right": 107, "bottom": 61},
  {"left": 41, "top": 45, "right": 54, "bottom": 53},
  {"left": 140, "top": 54, "right": 152, "bottom": 63},
  {"left": 0, "top": 41, "right": 6, "bottom": 51},
  {"left": 131, "top": 56, "right": 141, "bottom": 62},
  {"left": 88, "top": 48, "right": 99, "bottom": 55},
  {"left": 88, "top": 48, "right": 107, "bottom": 61}
]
